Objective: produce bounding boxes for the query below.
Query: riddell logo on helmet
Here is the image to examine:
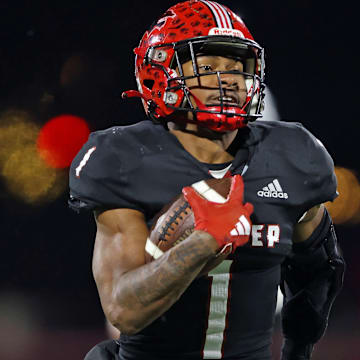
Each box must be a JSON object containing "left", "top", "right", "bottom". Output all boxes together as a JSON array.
[{"left": 209, "top": 27, "right": 245, "bottom": 39}]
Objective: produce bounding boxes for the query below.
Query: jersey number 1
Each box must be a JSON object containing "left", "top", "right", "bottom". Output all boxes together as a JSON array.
[
  {"left": 202, "top": 260, "right": 233, "bottom": 359},
  {"left": 75, "top": 146, "right": 96, "bottom": 178}
]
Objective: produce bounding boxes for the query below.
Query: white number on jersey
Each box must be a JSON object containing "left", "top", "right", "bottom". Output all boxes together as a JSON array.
[
  {"left": 75, "top": 146, "right": 96, "bottom": 178},
  {"left": 202, "top": 260, "right": 233, "bottom": 359}
]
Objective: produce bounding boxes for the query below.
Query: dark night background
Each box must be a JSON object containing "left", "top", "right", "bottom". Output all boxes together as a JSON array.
[{"left": 0, "top": 1, "right": 359, "bottom": 359}]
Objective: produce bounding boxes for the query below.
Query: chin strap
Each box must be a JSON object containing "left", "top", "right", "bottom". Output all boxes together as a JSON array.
[
  {"left": 122, "top": 90, "right": 149, "bottom": 101},
  {"left": 122, "top": 90, "right": 160, "bottom": 122},
  {"left": 189, "top": 91, "right": 248, "bottom": 131},
  {"left": 121, "top": 88, "right": 252, "bottom": 131}
]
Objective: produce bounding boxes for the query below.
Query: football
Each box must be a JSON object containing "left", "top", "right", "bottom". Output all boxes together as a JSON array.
[{"left": 145, "top": 177, "right": 232, "bottom": 276}]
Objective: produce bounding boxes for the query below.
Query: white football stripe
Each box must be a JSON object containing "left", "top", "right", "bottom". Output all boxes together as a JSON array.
[
  {"left": 191, "top": 180, "right": 210, "bottom": 194},
  {"left": 145, "top": 238, "right": 164, "bottom": 259},
  {"left": 203, "top": 188, "right": 227, "bottom": 203},
  {"left": 191, "top": 181, "right": 227, "bottom": 203},
  {"left": 239, "top": 215, "right": 251, "bottom": 235},
  {"left": 263, "top": 186, "right": 269, "bottom": 191},
  {"left": 273, "top": 179, "right": 283, "bottom": 192}
]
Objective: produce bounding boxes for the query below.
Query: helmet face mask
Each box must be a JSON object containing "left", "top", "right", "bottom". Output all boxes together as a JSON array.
[
  {"left": 167, "top": 36, "right": 264, "bottom": 131},
  {"left": 124, "top": 0, "right": 265, "bottom": 132}
]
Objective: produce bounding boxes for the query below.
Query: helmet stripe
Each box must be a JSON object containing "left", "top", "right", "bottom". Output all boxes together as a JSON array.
[
  {"left": 210, "top": 1, "right": 233, "bottom": 28},
  {"left": 201, "top": 0, "right": 225, "bottom": 28},
  {"left": 201, "top": 1, "right": 233, "bottom": 29},
  {"left": 208, "top": 1, "right": 226, "bottom": 27},
  {"left": 211, "top": 1, "right": 227, "bottom": 27}
]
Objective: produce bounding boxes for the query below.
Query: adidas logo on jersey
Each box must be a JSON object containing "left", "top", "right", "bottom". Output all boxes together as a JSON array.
[{"left": 257, "top": 179, "right": 288, "bottom": 199}]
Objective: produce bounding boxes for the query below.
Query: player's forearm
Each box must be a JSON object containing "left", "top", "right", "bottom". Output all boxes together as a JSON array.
[{"left": 111, "top": 231, "right": 218, "bottom": 334}]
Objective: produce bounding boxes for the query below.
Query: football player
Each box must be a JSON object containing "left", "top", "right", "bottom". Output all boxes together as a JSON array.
[{"left": 69, "top": 1, "right": 345, "bottom": 359}]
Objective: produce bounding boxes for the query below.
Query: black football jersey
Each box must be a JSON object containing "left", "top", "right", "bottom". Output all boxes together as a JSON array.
[{"left": 69, "top": 120, "right": 337, "bottom": 360}]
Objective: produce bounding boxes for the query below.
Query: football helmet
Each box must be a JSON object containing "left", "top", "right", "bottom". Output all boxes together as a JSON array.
[{"left": 122, "top": 0, "right": 265, "bottom": 131}]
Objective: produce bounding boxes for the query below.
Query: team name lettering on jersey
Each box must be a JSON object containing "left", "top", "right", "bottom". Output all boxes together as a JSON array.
[{"left": 251, "top": 224, "right": 280, "bottom": 248}]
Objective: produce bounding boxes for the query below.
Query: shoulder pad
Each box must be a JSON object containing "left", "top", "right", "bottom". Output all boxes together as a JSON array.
[
  {"left": 68, "top": 123, "right": 154, "bottom": 213},
  {"left": 297, "top": 124, "right": 337, "bottom": 207},
  {"left": 249, "top": 121, "right": 337, "bottom": 207}
]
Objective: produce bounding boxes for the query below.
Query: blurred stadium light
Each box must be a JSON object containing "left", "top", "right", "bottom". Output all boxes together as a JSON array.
[
  {"left": 0, "top": 110, "right": 39, "bottom": 166},
  {"left": 326, "top": 167, "right": 360, "bottom": 225},
  {"left": 0, "top": 110, "right": 71, "bottom": 204},
  {"left": 2, "top": 144, "right": 67, "bottom": 204},
  {"left": 37, "top": 114, "right": 90, "bottom": 169},
  {"left": 262, "top": 87, "right": 281, "bottom": 122}
]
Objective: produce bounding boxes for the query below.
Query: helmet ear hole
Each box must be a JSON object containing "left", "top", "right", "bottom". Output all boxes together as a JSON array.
[{"left": 143, "top": 79, "right": 155, "bottom": 90}]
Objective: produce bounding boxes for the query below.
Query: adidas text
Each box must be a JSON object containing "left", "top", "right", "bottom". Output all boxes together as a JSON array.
[{"left": 257, "top": 190, "right": 288, "bottom": 199}]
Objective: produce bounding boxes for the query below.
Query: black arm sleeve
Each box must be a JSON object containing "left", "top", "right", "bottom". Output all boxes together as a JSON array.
[{"left": 280, "top": 209, "right": 345, "bottom": 360}]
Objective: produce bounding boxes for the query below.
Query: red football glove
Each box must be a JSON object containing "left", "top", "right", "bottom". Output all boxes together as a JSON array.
[{"left": 182, "top": 175, "right": 254, "bottom": 252}]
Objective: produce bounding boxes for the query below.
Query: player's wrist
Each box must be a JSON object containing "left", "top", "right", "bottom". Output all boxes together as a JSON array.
[
  {"left": 192, "top": 230, "right": 234, "bottom": 258},
  {"left": 192, "top": 230, "right": 220, "bottom": 254}
]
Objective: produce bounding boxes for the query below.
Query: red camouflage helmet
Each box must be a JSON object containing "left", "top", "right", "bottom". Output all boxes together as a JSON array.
[{"left": 122, "top": 0, "right": 265, "bottom": 131}]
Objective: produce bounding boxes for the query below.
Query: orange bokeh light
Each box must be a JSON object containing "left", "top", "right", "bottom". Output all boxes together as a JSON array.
[
  {"left": 37, "top": 114, "right": 90, "bottom": 168},
  {"left": 325, "top": 167, "right": 360, "bottom": 225}
]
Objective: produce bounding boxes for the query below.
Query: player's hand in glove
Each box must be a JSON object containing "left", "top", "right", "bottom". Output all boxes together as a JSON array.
[{"left": 182, "top": 175, "right": 253, "bottom": 252}]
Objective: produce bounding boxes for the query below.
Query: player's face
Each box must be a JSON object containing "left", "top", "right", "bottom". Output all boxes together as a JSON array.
[{"left": 181, "top": 55, "right": 247, "bottom": 116}]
